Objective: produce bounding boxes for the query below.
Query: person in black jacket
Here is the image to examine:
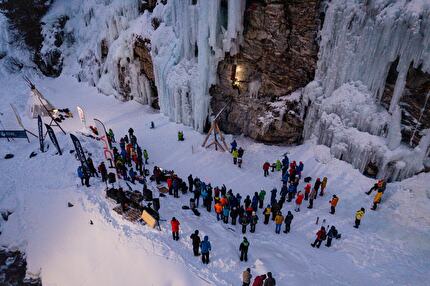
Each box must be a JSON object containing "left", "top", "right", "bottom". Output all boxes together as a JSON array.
[
  {"left": 239, "top": 237, "right": 250, "bottom": 262},
  {"left": 188, "top": 174, "right": 193, "bottom": 193},
  {"left": 240, "top": 214, "right": 249, "bottom": 234},
  {"left": 244, "top": 195, "right": 251, "bottom": 209},
  {"left": 264, "top": 272, "right": 276, "bottom": 286},
  {"left": 250, "top": 211, "right": 259, "bottom": 233},
  {"left": 230, "top": 207, "right": 239, "bottom": 225},
  {"left": 326, "top": 226, "right": 339, "bottom": 247},
  {"left": 283, "top": 211, "right": 294, "bottom": 233},
  {"left": 190, "top": 230, "right": 201, "bottom": 256}
]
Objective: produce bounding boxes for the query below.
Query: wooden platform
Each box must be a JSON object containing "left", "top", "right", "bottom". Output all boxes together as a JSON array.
[{"left": 113, "top": 206, "right": 142, "bottom": 222}]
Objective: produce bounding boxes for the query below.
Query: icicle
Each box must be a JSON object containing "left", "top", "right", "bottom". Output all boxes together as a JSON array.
[
  {"left": 387, "top": 106, "right": 402, "bottom": 150},
  {"left": 410, "top": 91, "right": 430, "bottom": 146}
]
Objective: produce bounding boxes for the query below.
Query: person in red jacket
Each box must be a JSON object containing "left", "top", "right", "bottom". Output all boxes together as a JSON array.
[
  {"left": 295, "top": 191, "right": 304, "bottom": 212},
  {"left": 252, "top": 274, "right": 267, "bottom": 286},
  {"left": 167, "top": 177, "right": 173, "bottom": 195},
  {"left": 311, "top": 226, "right": 326, "bottom": 248},
  {"left": 171, "top": 217, "right": 180, "bottom": 241},
  {"left": 263, "top": 162, "right": 271, "bottom": 177},
  {"left": 304, "top": 183, "right": 311, "bottom": 200}
]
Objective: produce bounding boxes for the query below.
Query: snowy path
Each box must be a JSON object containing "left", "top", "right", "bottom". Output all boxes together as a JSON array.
[{"left": 0, "top": 75, "right": 429, "bottom": 285}]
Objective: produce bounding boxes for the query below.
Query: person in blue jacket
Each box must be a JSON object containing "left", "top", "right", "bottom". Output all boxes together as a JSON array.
[
  {"left": 270, "top": 188, "right": 277, "bottom": 206},
  {"left": 200, "top": 236, "right": 212, "bottom": 264},
  {"left": 128, "top": 168, "right": 136, "bottom": 184},
  {"left": 230, "top": 140, "right": 237, "bottom": 153},
  {"left": 251, "top": 192, "right": 259, "bottom": 212},
  {"left": 222, "top": 206, "right": 230, "bottom": 224},
  {"left": 288, "top": 183, "right": 297, "bottom": 202},
  {"left": 77, "top": 166, "right": 84, "bottom": 186},
  {"left": 282, "top": 171, "right": 289, "bottom": 184}
]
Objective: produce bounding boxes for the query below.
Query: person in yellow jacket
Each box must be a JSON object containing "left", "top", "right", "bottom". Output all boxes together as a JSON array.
[
  {"left": 319, "top": 177, "right": 328, "bottom": 196},
  {"left": 274, "top": 211, "right": 284, "bottom": 234},
  {"left": 263, "top": 205, "right": 271, "bottom": 224},
  {"left": 371, "top": 190, "right": 383, "bottom": 210},
  {"left": 232, "top": 149, "right": 239, "bottom": 165},
  {"left": 354, "top": 208, "right": 365, "bottom": 228}
]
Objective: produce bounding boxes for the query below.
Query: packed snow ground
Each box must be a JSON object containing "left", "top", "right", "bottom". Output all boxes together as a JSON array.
[{"left": 0, "top": 74, "right": 429, "bottom": 285}]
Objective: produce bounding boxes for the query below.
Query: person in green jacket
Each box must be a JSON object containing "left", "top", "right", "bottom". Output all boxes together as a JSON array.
[
  {"left": 258, "top": 190, "right": 266, "bottom": 209},
  {"left": 108, "top": 128, "right": 115, "bottom": 143},
  {"left": 232, "top": 149, "right": 239, "bottom": 165},
  {"left": 178, "top": 131, "right": 184, "bottom": 141},
  {"left": 275, "top": 159, "right": 282, "bottom": 171},
  {"left": 143, "top": 149, "right": 149, "bottom": 164}
]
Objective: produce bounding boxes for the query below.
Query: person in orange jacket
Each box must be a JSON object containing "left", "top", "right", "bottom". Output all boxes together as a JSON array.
[
  {"left": 214, "top": 202, "right": 223, "bottom": 221},
  {"left": 329, "top": 194, "right": 339, "bottom": 214},
  {"left": 220, "top": 195, "right": 228, "bottom": 207},
  {"left": 371, "top": 190, "right": 383, "bottom": 210},
  {"left": 170, "top": 217, "right": 180, "bottom": 241}
]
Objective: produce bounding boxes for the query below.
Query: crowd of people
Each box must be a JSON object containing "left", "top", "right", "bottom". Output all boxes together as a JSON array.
[{"left": 76, "top": 127, "right": 389, "bottom": 285}]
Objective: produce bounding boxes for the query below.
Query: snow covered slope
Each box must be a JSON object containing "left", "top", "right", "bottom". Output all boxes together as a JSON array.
[{"left": 0, "top": 73, "right": 429, "bottom": 285}]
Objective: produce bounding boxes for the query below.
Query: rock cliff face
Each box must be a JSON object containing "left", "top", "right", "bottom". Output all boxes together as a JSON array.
[
  {"left": 133, "top": 36, "right": 159, "bottom": 109},
  {"left": 381, "top": 60, "right": 430, "bottom": 147},
  {"left": 210, "top": 0, "right": 321, "bottom": 143}
]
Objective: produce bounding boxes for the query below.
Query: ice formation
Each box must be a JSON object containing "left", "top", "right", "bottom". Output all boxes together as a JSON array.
[
  {"left": 303, "top": 0, "right": 430, "bottom": 181},
  {"left": 40, "top": 0, "right": 246, "bottom": 132},
  {"left": 150, "top": 0, "right": 246, "bottom": 131}
]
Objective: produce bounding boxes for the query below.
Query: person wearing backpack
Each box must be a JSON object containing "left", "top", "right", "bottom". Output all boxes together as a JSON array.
[
  {"left": 354, "top": 208, "right": 365, "bottom": 228},
  {"left": 311, "top": 226, "right": 326, "bottom": 248},
  {"left": 250, "top": 211, "right": 259, "bottom": 233},
  {"left": 283, "top": 211, "right": 294, "bottom": 233},
  {"left": 190, "top": 230, "right": 201, "bottom": 256},
  {"left": 252, "top": 274, "right": 266, "bottom": 286},
  {"left": 263, "top": 272, "right": 276, "bottom": 286},
  {"left": 242, "top": 268, "right": 252, "bottom": 286},
  {"left": 239, "top": 237, "right": 250, "bottom": 262},
  {"left": 326, "top": 226, "right": 339, "bottom": 247}
]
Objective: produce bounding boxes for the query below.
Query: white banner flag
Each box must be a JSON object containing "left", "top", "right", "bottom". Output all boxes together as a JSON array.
[
  {"left": 77, "top": 106, "right": 86, "bottom": 128},
  {"left": 10, "top": 104, "right": 25, "bottom": 129}
]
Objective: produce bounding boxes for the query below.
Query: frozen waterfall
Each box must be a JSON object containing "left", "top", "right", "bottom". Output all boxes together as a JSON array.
[
  {"left": 150, "top": 0, "right": 246, "bottom": 131},
  {"left": 303, "top": 0, "right": 430, "bottom": 181}
]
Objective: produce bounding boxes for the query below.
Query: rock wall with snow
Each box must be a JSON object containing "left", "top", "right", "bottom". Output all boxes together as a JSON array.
[
  {"left": 210, "top": 0, "right": 322, "bottom": 144},
  {"left": 303, "top": 0, "right": 430, "bottom": 181}
]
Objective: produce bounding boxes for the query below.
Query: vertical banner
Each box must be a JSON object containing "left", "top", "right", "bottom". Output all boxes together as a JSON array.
[
  {"left": 70, "top": 134, "right": 89, "bottom": 174},
  {"left": 45, "top": 124, "right": 62, "bottom": 155},
  {"left": 94, "top": 118, "right": 113, "bottom": 155},
  {"left": 94, "top": 118, "right": 117, "bottom": 180},
  {"left": 76, "top": 106, "right": 86, "bottom": 128},
  {"left": 37, "top": 115, "right": 44, "bottom": 152}
]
